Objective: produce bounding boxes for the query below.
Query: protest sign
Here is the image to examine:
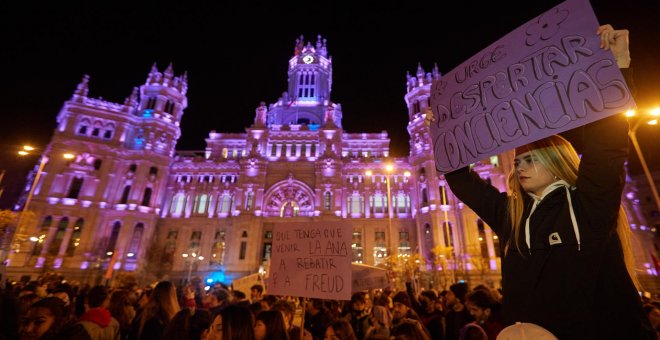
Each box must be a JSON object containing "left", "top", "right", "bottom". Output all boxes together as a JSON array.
[
  {"left": 351, "top": 263, "right": 390, "bottom": 292},
  {"left": 265, "top": 221, "right": 352, "bottom": 300},
  {"left": 232, "top": 273, "right": 264, "bottom": 296},
  {"left": 430, "top": 0, "right": 635, "bottom": 174}
]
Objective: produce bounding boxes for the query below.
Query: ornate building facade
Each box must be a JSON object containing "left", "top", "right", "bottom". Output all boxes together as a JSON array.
[{"left": 6, "top": 36, "right": 658, "bottom": 291}]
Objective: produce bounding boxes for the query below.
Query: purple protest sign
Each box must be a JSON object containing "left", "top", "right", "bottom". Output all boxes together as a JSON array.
[
  {"left": 265, "top": 221, "right": 352, "bottom": 300},
  {"left": 430, "top": 0, "right": 634, "bottom": 174}
]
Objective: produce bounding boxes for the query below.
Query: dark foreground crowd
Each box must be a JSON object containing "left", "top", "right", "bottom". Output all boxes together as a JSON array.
[{"left": 0, "top": 275, "right": 658, "bottom": 340}]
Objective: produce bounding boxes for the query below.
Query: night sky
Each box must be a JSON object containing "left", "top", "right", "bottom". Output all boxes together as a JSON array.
[{"left": 1, "top": 1, "right": 659, "bottom": 207}]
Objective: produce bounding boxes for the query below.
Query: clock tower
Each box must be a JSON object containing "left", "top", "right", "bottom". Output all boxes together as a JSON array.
[{"left": 265, "top": 35, "right": 341, "bottom": 127}]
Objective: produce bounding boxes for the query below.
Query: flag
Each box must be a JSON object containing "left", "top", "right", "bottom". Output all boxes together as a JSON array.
[
  {"left": 286, "top": 97, "right": 297, "bottom": 109},
  {"left": 105, "top": 252, "right": 118, "bottom": 279},
  {"left": 651, "top": 251, "right": 660, "bottom": 275}
]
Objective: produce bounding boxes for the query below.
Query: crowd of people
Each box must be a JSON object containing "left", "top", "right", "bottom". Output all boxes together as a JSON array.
[{"left": 3, "top": 273, "right": 654, "bottom": 340}]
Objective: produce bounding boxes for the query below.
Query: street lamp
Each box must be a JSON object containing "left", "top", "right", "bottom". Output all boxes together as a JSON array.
[
  {"left": 365, "top": 164, "right": 411, "bottom": 263},
  {"left": 2, "top": 146, "right": 75, "bottom": 264},
  {"left": 627, "top": 109, "right": 660, "bottom": 213},
  {"left": 182, "top": 252, "right": 204, "bottom": 283}
]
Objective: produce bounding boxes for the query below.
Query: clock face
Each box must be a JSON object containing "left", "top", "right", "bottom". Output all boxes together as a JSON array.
[{"left": 302, "top": 55, "right": 314, "bottom": 64}]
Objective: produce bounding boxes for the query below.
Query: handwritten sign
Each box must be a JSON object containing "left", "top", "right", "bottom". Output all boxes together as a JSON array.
[
  {"left": 232, "top": 273, "right": 264, "bottom": 296},
  {"left": 430, "top": 0, "right": 634, "bottom": 174},
  {"left": 265, "top": 222, "right": 352, "bottom": 300}
]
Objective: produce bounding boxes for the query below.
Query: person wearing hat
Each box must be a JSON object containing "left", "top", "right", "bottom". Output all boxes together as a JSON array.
[
  {"left": 445, "top": 25, "right": 654, "bottom": 338},
  {"left": 391, "top": 292, "right": 427, "bottom": 334},
  {"left": 444, "top": 283, "right": 473, "bottom": 340}
]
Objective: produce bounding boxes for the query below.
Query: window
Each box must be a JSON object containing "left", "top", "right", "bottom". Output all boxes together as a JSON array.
[
  {"left": 162, "top": 230, "right": 178, "bottom": 265},
  {"left": 47, "top": 218, "right": 69, "bottom": 256},
  {"left": 146, "top": 97, "right": 156, "bottom": 109},
  {"left": 141, "top": 187, "right": 152, "bottom": 206},
  {"left": 218, "top": 194, "right": 233, "bottom": 214},
  {"left": 92, "top": 128, "right": 100, "bottom": 137},
  {"left": 239, "top": 241, "right": 247, "bottom": 260},
  {"left": 352, "top": 231, "right": 363, "bottom": 263},
  {"left": 120, "top": 185, "right": 131, "bottom": 204},
  {"left": 66, "top": 218, "right": 84, "bottom": 256},
  {"left": 106, "top": 222, "right": 121, "bottom": 258},
  {"left": 324, "top": 192, "right": 332, "bottom": 210},
  {"left": 374, "top": 231, "right": 387, "bottom": 265},
  {"left": 170, "top": 194, "right": 185, "bottom": 215},
  {"left": 348, "top": 194, "right": 363, "bottom": 215},
  {"left": 421, "top": 188, "right": 429, "bottom": 206},
  {"left": 210, "top": 230, "right": 226, "bottom": 266},
  {"left": 32, "top": 216, "right": 52, "bottom": 256},
  {"left": 396, "top": 192, "right": 410, "bottom": 213},
  {"left": 245, "top": 191, "right": 254, "bottom": 211},
  {"left": 78, "top": 125, "right": 88, "bottom": 135},
  {"left": 149, "top": 166, "right": 158, "bottom": 176},
  {"left": 477, "top": 220, "right": 489, "bottom": 258},
  {"left": 93, "top": 159, "right": 102, "bottom": 170},
  {"left": 443, "top": 221, "right": 454, "bottom": 248},
  {"left": 128, "top": 223, "right": 144, "bottom": 258},
  {"left": 103, "top": 130, "right": 112, "bottom": 139},
  {"left": 398, "top": 231, "right": 411, "bottom": 256},
  {"left": 370, "top": 193, "right": 387, "bottom": 214},
  {"left": 67, "top": 177, "right": 84, "bottom": 199},
  {"left": 164, "top": 101, "right": 174, "bottom": 114},
  {"left": 196, "top": 194, "right": 208, "bottom": 214},
  {"left": 129, "top": 164, "right": 137, "bottom": 173}
]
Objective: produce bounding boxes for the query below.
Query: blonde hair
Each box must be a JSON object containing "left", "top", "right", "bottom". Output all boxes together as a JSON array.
[
  {"left": 506, "top": 135, "right": 639, "bottom": 289},
  {"left": 138, "top": 281, "right": 181, "bottom": 337}
]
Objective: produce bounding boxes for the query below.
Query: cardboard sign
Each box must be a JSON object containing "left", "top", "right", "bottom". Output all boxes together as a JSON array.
[
  {"left": 430, "top": 0, "right": 634, "bottom": 174},
  {"left": 232, "top": 273, "right": 264, "bottom": 296},
  {"left": 265, "top": 222, "right": 352, "bottom": 300},
  {"left": 351, "top": 263, "right": 390, "bottom": 292}
]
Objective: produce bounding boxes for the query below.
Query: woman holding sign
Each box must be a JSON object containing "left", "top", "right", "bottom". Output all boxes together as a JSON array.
[{"left": 445, "top": 25, "right": 654, "bottom": 338}]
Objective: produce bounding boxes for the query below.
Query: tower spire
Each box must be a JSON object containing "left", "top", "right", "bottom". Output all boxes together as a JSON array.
[
  {"left": 124, "top": 87, "right": 139, "bottom": 108},
  {"left": 72, "top": 74, "right": 90, "bottom": 100},
  {"left": 163, "top": 62, "right": 174, "bottom": 85}
]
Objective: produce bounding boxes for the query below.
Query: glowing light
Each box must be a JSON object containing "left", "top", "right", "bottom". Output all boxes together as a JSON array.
[
  {"left": 63, "top": 153, "right": 75, "bottom": 159},
  {"left": 625, "top": 110, "right": 636, "bottom": 117},
  {"left": 127, "top": 253, "right": 134, "bottom": 257},
  {"left": 106, "top": 251, "right": 113, "bottom": 256},
  {"left": 198, "top": 256, "right": 204, "bottom": 260},
  {"left": 182, "top": 253, "right": 189, "bottom": 258},
  {"left": 365, "top": 170, "right": 372, "bottom": 177},
  {"left": 648, "top": 119, "right": 657, "bottom": 125},
  {"left": 207, "top": 278, "right": 213, "bottom": 283},
  {"left": 29, "top": 237, "right": 39, "bottom": 242},
  {"left": 23, "top": 145, "right": 35, "bottom": 151},
  {"left": 385, "top": 164, "right": 394, "bottom": 172},
  {"left": 204, "top": 286, "right": 211, "bottom": 291},
  {"left": 650, "top": 108, "right": 660, "bottom": 116},
  {"left": 403, "top": 171, "right": 411, "bottom": 177},
  {"left": 18, "top": 151, "right": 28, "bottom": 156}
]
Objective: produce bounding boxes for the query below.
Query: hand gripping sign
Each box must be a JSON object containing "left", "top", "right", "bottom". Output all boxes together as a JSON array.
[{"left": 429, "top": 0, "right": 634, "bottom": 174}]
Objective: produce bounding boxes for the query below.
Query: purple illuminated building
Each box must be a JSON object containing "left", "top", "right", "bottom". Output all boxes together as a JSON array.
[{"left": 4, "top": 36, "right": 657, "bottom": 292}]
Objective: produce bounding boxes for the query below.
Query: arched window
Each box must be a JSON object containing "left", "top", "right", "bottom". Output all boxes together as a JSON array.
[
  {"left": 443, "top": 221, "right": 454, "bottom": 248},
  {"left": 106, "top": 222, "right": 121, "bottom": 258},
  {"left": 245, "top": 191, "right": 254, "bottom": 211},
  {"left": 370, "top": 193, "right": 387, "bottom": 214},
  {"left": 146, "top": 97, "right": 156, "bottom": 109},
  {"left": 141, "top": 187, "right": 152, "bottom": 207},
  {"left": 93, "top": 159, "right": 102, "bottom": 170},
  {"left": 67, "top": 177, "right": 84, "bottom": 199},
  {"left": 421, "top": 188, "right": 429, "bottom": 206},
  {"left": 149, "top": 166, "right": 158, "bottom": 176},
  {"left": 129, "top": 164, "right": 137, "bottom": 173},
  {"left": 127, "top": 223, "right": 144, "bottom": 258},
  {"left": 103, "top": 130, "right": 113, "bottom": 139},
  {"left": 196, "top": 194, "right": 208, "bottom": 214},
  {"left": 396, "top": 192, "right": 410, "bottom": 213},
  {"left": 348, "top": 194, "right": 363, "bottom": 215},
  {"left": 210, "top": 230, "right": 226, "bottom": 266},
  {"left": 47, "top": 217, "right": 69, "bottom": 256},
  {"left": 218, "top": 194, "right": 233, "bottom": 214},
  {"left": 239, "top": 231, "right": 248, "bottom": 260},
  {"left": 170, "top": 193, "right": 185, "bottom": 215},
  {"left": 32, "top": 216, "right": 52, "bottom": 255},
  {"left": 120, "top": 185, "right": 131, "bottom": 204},
  {"left": 324, "top": 192, "right": 332, "bottom": 210},
  {"left": 65, "top": 218, "right": 83, "bottom": 256}
]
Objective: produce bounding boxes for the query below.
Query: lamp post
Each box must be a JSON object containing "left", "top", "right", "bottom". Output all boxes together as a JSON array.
[
  {"left": 627, "top": 109, "right": 660, "bottom": 213},
  {"left": 2, "top": 147, "right": 75, "bottom": 265},
  {"left": 182, "top": 252, "right": 204, "bottom": 283},
  {"left": 365, "top": 165, "right": 411, "bottom": 267}
]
